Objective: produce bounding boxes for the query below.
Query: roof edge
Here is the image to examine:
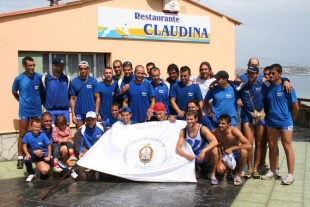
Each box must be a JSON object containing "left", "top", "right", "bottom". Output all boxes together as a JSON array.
[{"left": 186, "top": 0, "right": 242, "bottom": 25}]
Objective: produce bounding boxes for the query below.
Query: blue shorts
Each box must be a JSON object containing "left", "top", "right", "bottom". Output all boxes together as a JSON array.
[
  {"left": 47, "top": 109, "right": 70, "bottom": 126},
  {"left": 20, "top": 116, "right": 41, "bottom": 121},
  {"left": 242, "top": 114, "right": 265, "bottom": 126},
  {"left": 76, "top": 113, "right": 86, "bottom": 122},
  {"left": 267, "top": 125, "right": 293, "bottom": 131}
]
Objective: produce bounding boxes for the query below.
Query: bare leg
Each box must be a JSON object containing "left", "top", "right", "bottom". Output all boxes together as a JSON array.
[
  {"left": 253, "top": 125, "right": 264, "bottom": 172},
  {"left": 243, "top": 123, "right": 254, "bottom": 174},
  {"left": 235, "top": 149, "right": 248, "bottom": 179},
  {"left": 280, "top": 129, "right": 294, "bottom": 175},
  {"left": 60, "top": 145, "right": 69, "bottom": 163},
  {"left": 76, "top": 121, "right": 85, "bottom": 130},
  {"left": 260, "top": 127, "right": 267, "bottom": 166},
  {"left": 18, "top": 120, "right": 30, "bottom": 156},
  {"left": 267, "top": 127, "right": 279, "bottom": 173},
  {"left": 36, "top": 161, "right": 51, "bottom": 175}
]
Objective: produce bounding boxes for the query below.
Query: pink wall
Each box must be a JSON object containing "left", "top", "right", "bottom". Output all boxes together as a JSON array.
[{"left": 0, "top": 0, "right": 238, "bottom": 132}]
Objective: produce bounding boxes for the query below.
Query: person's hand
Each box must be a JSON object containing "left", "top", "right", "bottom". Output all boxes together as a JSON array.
[
  {"left": 146, "top": 109, "right": 153, "bottom": 120},
  {"left": 282, "top": 81, "right": 293, "bottom": 93},
  {"left": 186, "top": 154, "right": 196, "bottom": 161},
  {"left": 178, "top": 110, "right": 185, "bottom": 118},
  {"left": 33, "top": 149, "right": 44, "bottom": 157},
  {"left": 44, "top": 156, "right": 50, "bottom": 162},
  {"left": 237, "top": 99, "right": 243, "bottom": 107},
  {"left": 97, "top": 114, "right": 102, "bottom": 122},
  {"left": 120, "top": 84, "right": 129, "bottom": 94},
  {"left": 24, "top": 154, "right": 31, "bottom": 160},
  {"left": 261, "top": 77, "right": 267, "bottom": 82},
  {"left": 79, "top": 153, "right": 84, "bottom": 159},
  {"left": 72, "top": 114, "right": 77, "bottom": 124},
  {"left": 234, "top": 77, "right": 241, "bottom": 84},
  {"left": 168, "top": 115, "right": 176, "bottom": 123},
  {"left": 69, "top": 139, "right": 74, "bottom": 144},
  {"left": 224, "top": 148, "right": 232, "bottom": 155},
  {"left": 209, "top": 111, "right": 214, "bottom": 117},
  {"left": 62, "top": 138, "right": 68, "bottom": 143},
  {"left": 197, "top": 151, "right": 205, "bottom": 163}
]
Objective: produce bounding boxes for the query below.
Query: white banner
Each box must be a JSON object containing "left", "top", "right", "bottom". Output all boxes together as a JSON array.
[
  {"left": 77, "top": 120, "right": 197, "bottom": 182},
  {"left": 98, "top": 7, "right": 211, "bottom": 43}
]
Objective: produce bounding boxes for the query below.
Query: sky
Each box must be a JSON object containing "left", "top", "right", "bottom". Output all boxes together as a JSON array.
[{"left": 0, "top": 0, "right": 309, "bottom": 68}]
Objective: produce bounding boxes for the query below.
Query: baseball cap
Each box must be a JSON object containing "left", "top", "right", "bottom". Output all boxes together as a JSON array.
[
  {"left": 52, "top": 57, "right": 66, "bottom": 66},
  {"left": 86, "top": 111, "right": 97, "bottom": 119},
  {"left": 79, "top": 61, "right": 89, "bottom": 67},
  {"left": 247, "top": 66, "right": 259, "bottom": 73},
  {"left": 120, "top": 106, "right": 131, "bottom": 113},
  {"left": 213, "top": 70, "right": 229, "bottom": 80},
  {"left": 152, "top": 102, "right": 166, "bottom": 112}
]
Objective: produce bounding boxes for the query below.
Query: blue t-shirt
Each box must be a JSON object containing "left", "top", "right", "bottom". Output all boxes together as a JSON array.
[
  {"left": 199, "top": 115, "right": 214, "bottom": 131},
  {"left": 41, "top": 127, "right": 53, "bottom": 144},
  {"left": 123, "top": 81, "right": 155, "bottom": 123},
  {"left": 151, "top": 81, "right": 171, "bottom": 115},
  {"left": 42, "top": 73, "right": 70, "bottom": 110},
  {"left": 12, "top": 72, "right": 42, "bottom": 117},
  {"left": 70, "top": 76, "right": 99, "bottom": 114},
  {"left": 98, "top": 81, "right": 117, "bottom": 121},
  {"left": 105, "top": 117, "right": 122, "bottom": 127},
  {"left": 79, "top": 123, "right": 105, "bottom": 152},
  {"left": 205, "top": 85, "right": 237, "bottom": 125},
  {"left": 238, "top": 81, "right": 269, "bottom": 118},
  {"left": 265, "top": 84, "right": 298, "bottom": 127},
  {"left": 22, "top": 131, "right": 50, "bottom": 157},
  {"left": 170, "top": 82, "right": 203, "bottom": 111}
]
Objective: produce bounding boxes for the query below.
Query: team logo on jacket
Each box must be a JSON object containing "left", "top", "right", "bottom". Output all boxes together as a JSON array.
[
  {"left": 188, "top": 92, "right": 193, "bottom": 96},
  {"left": 86, "top": 85, "right": 92, "bottom": 88},
  {"left": 139, "top": 144, "right": 153, "bottom": 164}
]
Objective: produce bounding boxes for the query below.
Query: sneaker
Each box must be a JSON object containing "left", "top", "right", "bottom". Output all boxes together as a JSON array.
[
  {"left": 26, "top": 174, "right": 36, "bottom": 182},
  {"left": 276, "top": 167, "right": 281, "bottom": 177},
  {"left": 66, "top": 160, "right": 75, "bottom": 167},
  {"left": 261, "top": 170, "right": 278, "bottom": 180},
  {"left": 282, "top": 174, "right": 294, "bottom": 185},
  {"left": 69, "top": 155, "right": 78, "bottom": 161},
  {"left": 53, "top": 166, "right": 63, "bottom": 172},
  {"left": 17, "top": 159, "right": 24, "bottom": 169}
]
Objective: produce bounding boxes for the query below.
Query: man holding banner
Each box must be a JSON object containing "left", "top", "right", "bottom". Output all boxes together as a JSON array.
[{"left": 176, "top": 110, "right": 219, "bottom": 185}]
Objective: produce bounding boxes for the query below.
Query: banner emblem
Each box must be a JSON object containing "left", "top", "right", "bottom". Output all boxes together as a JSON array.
[{"left": 139, "top": 144, "right": 153, "bottom": 164}]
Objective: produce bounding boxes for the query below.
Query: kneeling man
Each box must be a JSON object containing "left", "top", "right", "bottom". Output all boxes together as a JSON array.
[
  {"left": 212, "top": 114, "right": 251, "bottom": 186},
  {"left": 176, "top": 110, "right": 219, "bottom": 184}
]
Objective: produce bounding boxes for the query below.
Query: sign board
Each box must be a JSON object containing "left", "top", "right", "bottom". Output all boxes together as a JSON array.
[{"left": 98, "top": 7, "right": 210, "bottom": 43}]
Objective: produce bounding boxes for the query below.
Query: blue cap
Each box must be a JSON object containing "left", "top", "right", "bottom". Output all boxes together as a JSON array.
[
  {"left": 52, "top": 57, "right": 66, "bottom": 66},
  {"left": 120, "top": 106, "right": 131, "bottom": 113}
]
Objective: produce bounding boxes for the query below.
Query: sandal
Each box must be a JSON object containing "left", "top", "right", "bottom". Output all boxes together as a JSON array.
[
  {"left": 244, "top": 171, "right": 252, "bottom": 179},
  {"left": 252, "top": 172, "right": 260, "bottom": 179},
  {"left": 234, "top": 178, "right": 243, "bottom": 186},
  {"left": 210, "top": 178, "right": 219, "bottom": 185}
]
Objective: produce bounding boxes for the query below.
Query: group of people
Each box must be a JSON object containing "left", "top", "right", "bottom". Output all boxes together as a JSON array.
[{"left": 12, "top": 56, "right": 299, "bottom": 186}]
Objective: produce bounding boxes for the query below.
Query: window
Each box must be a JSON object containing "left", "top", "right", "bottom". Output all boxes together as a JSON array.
[{"left": 42, "top": 52, "right": 109, "bottom": 80}]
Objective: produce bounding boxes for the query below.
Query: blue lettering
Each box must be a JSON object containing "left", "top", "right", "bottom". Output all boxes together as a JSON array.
[
  {"left": 179, "top": 26, "right": 187, "bottom": 37},
  {"left": 144, "top": 24, "right": 153, "bottom": 35},
  {"left": 135, "top": 12, "right": 140, "bottom": 19},
  {"left": 170, "top": 26, "right": 178, "bottom": 37},
  {"left": 154, "top": 24, "right": 161, "bottom": 36},
  {"left": 201, "top": 28, "right": 208, "bottom": 38},
  {"left": 162, "top": 25, "right": 170, "bottom": 36},
  {"left": 193, "top": 27, "right": 200, "bottom": 38}
]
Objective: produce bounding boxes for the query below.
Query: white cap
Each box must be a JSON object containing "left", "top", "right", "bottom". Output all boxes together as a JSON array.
[
  {"left": 86, "top": 111, "right": 97, "bottom": 119},
  {"left": 79, "top": 61, "right": 89, "bottom": 67}
]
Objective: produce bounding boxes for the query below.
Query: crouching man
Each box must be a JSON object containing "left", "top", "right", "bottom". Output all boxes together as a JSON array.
[
  {"left": 212, "top": 114, "right": 251, "bottom": 186},
  {"left": 176, "top": 110, "right": 219, "bottom": 185},
  {"left": 76, "top": 111, "right": 107, "bottom": 172}
]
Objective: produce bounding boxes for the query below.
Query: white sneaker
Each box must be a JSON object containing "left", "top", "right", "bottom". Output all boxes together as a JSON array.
[
  {"left": 282, "top": 174, "right": 294, "bottom": 185},
  {"left": 276, "top": 167, "right": 281, "bottom": 177},
  {"left": 26, "top": 174, "right": 36, "bottom": 182},
  {"left": 53, "top": 166, "right": 63, "bottom": 172},
  {"left": 261, "top": 170, "right": 278, "bottom": 180}
]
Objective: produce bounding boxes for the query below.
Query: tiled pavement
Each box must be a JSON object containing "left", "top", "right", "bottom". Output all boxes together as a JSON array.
[{"left": 0, "top": 125, "right": 309, "bottom": 207}]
